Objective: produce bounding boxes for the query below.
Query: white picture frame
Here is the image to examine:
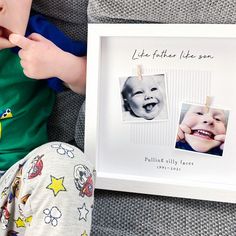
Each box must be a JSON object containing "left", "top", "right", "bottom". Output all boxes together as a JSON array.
[{"left": 85, "top": 24, "right": 236, "bottom": 203}]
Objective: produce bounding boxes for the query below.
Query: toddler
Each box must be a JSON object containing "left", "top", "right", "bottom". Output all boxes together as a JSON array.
[{"left": 176, "top": 104, "right": 227, "bottom": 156}]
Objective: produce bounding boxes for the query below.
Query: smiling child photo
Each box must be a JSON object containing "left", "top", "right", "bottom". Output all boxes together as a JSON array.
[
  {"left": 175, "top": 103, "right": 229, "bottom": 157},
  {"left": 120, "top": 74, "right": 168, "bottom": 122}
]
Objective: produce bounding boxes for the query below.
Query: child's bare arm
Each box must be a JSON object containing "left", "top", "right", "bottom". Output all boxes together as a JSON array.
[
  {"left": 56, "top": 52, "right": 86, "bottom": 94},
  {"left": 9, "top": 33, "right": 86, "bottom": 94}
]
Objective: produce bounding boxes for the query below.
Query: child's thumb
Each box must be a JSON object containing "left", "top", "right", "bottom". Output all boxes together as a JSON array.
[
  {"left": 28, "top": 33, "right": 47, "bottom": 42},
  {"left": 9, "top": 34, "right": 31, "bottom": 49}
]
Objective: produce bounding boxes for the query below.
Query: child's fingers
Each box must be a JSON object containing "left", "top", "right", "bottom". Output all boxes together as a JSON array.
[
  {"left": 18, "top": 49, "right": 30, "bottom": 61},
  {"left": 220, "top": 143, "right": 224, "bottom": 150},
  {"left": 28, "top": 33, "right": 48, "bottom": 42},
  {"left": 18, "top": 49, "right": 24, "bottom": 59},
  {"left": 9, "top": 33, "right": 32, "bottom": 50},
  {"left": 214, "top": 134, "right": 225, "bottom": 142},
  {"left": 177, "top": 128, "right": 184, "bottom": 141},
  {"left": 214, "top": 134, "right": 225, "bottom": 150},
  {"left": 19, "top": 59, "right": 26, "bottom": 69},
  {"left": 179, "top": 123, "right": 191, "bottom": 134},
  {"left": 176, "top": 124, "right": 191, "bottom": 141}
]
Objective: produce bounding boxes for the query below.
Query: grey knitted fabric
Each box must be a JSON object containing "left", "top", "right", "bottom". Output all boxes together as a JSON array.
[
  {"left": 75, "top": 101, "right": 86, "bottom": 151},
  {"left": 92, "top": 190, "right": 236, "bottom": 236},
  {"left": 32, "top": 0, "right": 88, "bottom": 41},
  {"left": 88, "top": 0, "right": 236, "bottom": 24},
  {"left": 47, "top": 89, "right": 85, "bottom": 143}
]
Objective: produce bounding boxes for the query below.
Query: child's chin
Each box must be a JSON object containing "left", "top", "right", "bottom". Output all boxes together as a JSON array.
[
  {"left": 0, "top": 39, "right": 14, "bottom": 49},
  {"left": 192, "top": 146, "right": 212, "bottom": 153},
  {"left": 143, "top": 110, "right": 160, "bottom": 120},
  {"left": 143, "top": 114, "right": 156, "bottom": 120},
  {"left": 189, "top": 141, "right": 219, "bottom": 153}
]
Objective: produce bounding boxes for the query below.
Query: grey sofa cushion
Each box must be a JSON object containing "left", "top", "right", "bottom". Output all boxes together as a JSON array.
[
  {"left": 88, "top": 1, "right": 236, "bottom": 236},
  {"left": 75, "top": 101, "right": 86, "bottom": 151},
  {"left": 32, "top": 0, "right": 88, "bottom": 41},
  {"left": 92, "top": 190, "right": 236, "bottom": 236},
  {"left": 88, "top": 0, "right": 236, "bottom": 24},
  {"left": 47, "top": 89, "right": 85, "bottom": 143}
]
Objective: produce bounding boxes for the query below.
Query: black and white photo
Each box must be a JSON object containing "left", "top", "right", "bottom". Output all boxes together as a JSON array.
[{"left": 119, "top": 74, "right": 168, "bottom": 122}]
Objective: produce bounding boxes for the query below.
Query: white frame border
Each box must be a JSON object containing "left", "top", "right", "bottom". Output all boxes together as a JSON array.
[{"left": 85, "top": 24, "right": 236, "bottom": 203}]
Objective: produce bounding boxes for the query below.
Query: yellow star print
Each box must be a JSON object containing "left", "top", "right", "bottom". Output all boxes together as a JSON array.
[
  {"left": 81, "top": 231, "right": 88, "bottom": 236},
  {"left": 25, "top": 216, "right": 33, "bottom": 224},
  {"left": 46, "top": 175, "right": 67, "bottom": 196},
  {"left": 15, "top": 217, "right": 26, "bottom": 228}
]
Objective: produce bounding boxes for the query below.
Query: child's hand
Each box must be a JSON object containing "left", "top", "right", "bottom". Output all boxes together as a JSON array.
[
  {"left": 214, "top": 134, "right": 225, "bottom": 150},
  {"left": 9, "top": 33, "right": 64, "bottom": 79},
  {"left": 177, "top": 123, "right": 191, "bottom": 141},
  {"left": 9, "top": 33, "right": 86, "bottom": 94}
]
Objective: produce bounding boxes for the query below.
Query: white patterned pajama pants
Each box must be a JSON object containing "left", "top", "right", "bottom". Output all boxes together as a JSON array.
[{"left": 0, "top": 142, "right": 95, "bottom": 236}]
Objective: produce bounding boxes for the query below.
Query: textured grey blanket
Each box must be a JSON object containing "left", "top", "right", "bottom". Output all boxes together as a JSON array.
[{"left": 88, "top": 0, "right": 236, "bottom": 24}]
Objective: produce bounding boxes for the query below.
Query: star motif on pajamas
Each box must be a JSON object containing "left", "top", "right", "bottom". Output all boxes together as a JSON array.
[
  {"left": 81, "top": 230, "right": 88, "bottom": 236},
  {"left": 15, "top": 217, "right": 25, "bottom": 228},
  {"left": 46, "top": 175, "right": 67, "bottom": 197},
  {"left": 25, "top": 216, "right": 33, "bottom": 224},
  {"left": 78, "top": 203, "right": 89, "bottom": 221}
]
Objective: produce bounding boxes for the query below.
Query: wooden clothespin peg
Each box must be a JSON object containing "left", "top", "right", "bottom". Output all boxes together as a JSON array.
[
  {"left": 137, "top": 65, "right": 143, "bottom": 80},
  {"left": 205, "top": 96, "right": 212, "bottom": 112}
]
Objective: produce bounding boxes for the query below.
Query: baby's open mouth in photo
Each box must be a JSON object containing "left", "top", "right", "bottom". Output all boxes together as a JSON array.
[
  {"left": 143, "top": 101, "right": 159, "bottom": 112},
  {"left": 191, "top": 129, "right": 215, "bottom": 140}
]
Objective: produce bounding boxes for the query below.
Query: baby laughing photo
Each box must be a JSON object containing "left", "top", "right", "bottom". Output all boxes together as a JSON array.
[
  {"left": 175, "top": 103, "right": 229, "bottom": 157},
  {"left": 119, "top": 74, "right": 168, "bottom": 122}
]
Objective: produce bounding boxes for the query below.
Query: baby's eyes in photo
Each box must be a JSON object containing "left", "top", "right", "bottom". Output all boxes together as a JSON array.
[
  {"left": 150, "top": 87, "right": 158, "bottom": 92},
  {"left": 132, "top": 87, "right": 158, "bottom": 97},
  {"left": 195, "top": 111, "right": 222, "bottom": 122},
  {"left": 132, "top": 90, "right": 143, "bottom": 96},
  {"left": 214, "top": 117, "right": 222, "bottom": 121},
  {"left": 195, "top": 112, "right": 203, "bottom": 115}
]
